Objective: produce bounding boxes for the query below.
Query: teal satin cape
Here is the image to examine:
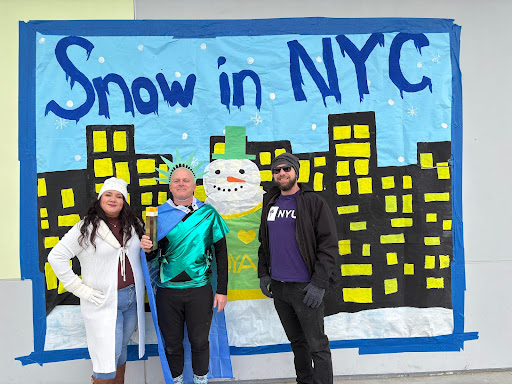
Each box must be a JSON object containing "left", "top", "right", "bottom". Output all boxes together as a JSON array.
[{"left": 158, "top": 204, "right": 229, "bottom": 289}]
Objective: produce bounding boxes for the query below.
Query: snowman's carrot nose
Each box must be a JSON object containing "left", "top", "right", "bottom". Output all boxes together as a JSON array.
[{"left": 227, "top": 176, "right": 246, "bottom": 183}]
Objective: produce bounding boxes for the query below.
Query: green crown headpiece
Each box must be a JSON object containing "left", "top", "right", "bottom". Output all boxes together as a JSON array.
[{"left": 155, "top": 150, "right": 207, "bottom": 183}]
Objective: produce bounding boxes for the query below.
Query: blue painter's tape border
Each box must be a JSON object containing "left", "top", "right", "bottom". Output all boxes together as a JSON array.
[
  {"left": 22, "top": 17, "right": 454, "bottom": 38},
  {"left": 18, "top": 20, "right": 47, "bottom": 365},
  {"left": 17, "top": 18, "right": 475, "bottom": 366},
  {"left": 230, "top": 332, "right": 479, "bottom": 356},
  {"left": 449, "top": 23, "right": 466, "bottom": 336},
  {"left": 16, "top": 345, "right": 148, "bottom": 366}
]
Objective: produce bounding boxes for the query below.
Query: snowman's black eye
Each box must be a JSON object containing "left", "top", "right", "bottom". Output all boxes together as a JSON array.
[
  {"left": 215, "top": 170, "right": 221, "bottom": 174},
  {"left": 239, "top": 169, "right": 245, "bottom": 174}
]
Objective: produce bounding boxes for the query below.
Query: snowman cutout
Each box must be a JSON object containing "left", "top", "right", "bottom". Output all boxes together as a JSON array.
[
  {"left": 204, "top": 125, "right": 285, "bottom": 348},
  {"left": 203, "top": 126, "right": 265, "bottom": 300}
]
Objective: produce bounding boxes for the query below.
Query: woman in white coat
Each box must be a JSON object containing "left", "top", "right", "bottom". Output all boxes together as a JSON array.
[{"left": 48, "top": 177, "right": 146, "bottom": 384}]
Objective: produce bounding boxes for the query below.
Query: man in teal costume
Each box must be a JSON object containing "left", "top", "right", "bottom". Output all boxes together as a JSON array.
[{"left": 141, "top": 153, "right": 229, "bottom": 384}]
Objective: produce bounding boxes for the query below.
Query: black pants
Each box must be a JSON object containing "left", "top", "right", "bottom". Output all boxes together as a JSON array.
[
  {"left": 272, "top": 280, "right": 333, "bottom": 384},
  {"left": 156, "top": 283, "right": 213, "bottom": 377}
]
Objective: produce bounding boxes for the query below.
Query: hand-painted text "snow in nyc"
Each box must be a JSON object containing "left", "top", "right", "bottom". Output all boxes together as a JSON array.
[{"left": 45, "top": 34, "right": 433, "bottom": 123}]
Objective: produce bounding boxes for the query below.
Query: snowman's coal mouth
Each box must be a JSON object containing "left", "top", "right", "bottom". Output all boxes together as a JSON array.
[{"left": 213, "top": 184, "right": 243, "bottom": 192}]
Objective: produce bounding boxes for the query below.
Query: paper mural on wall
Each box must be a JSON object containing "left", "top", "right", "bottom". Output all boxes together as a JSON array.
[{"left": 18, "top": 18, "right": 477, "bottom": 367}]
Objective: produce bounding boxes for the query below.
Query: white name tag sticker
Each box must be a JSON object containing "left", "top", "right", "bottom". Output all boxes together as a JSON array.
[{"left": 267, "top": 206, "right": 279, "bottom": 221}]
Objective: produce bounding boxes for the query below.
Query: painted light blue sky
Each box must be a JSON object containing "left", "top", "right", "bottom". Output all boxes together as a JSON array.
[{"left": 35, "top": 31, "right": 452, "bottom": 173}]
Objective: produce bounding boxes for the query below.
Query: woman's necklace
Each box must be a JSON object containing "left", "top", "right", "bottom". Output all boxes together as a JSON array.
[{"left": 107, "top": 218, "right": 119, "bottom": 228}]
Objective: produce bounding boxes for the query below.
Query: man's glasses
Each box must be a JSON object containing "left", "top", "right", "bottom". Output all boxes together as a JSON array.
[{"left": 272, "top": 166, "right": 292, "bottom": 174}]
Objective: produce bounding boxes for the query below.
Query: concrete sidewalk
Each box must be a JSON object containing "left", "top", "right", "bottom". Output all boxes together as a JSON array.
[
  {"left": 230, "top": 370, "right": 512, "bottom": 384},
  {"left": 339, "top": 370, "right": 512, "bottom": 384}
]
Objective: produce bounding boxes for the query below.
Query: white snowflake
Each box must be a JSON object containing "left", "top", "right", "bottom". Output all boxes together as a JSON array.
[
  {"left": 251, "top": 112, "right": 263, "bottom": 126},
  {"left": 191, "top": 157, "right": 200, "bottom": 167},
  {"left": 408, "top": 106, "right": 418, "bottom": 117},
  {"left": 55, "top": 118, "right": 68, "bottom": 129},
  {"left": 432, "top": 54, "right": 441, "bottom": 64}
]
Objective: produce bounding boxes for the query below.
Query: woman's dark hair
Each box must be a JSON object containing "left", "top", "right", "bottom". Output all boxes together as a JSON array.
[{"left": 78, "top": 198, "right": 145, "bottom": 248}]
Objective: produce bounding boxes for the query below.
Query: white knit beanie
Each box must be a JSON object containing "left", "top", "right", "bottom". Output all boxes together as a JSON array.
[{"left": 97, "top": 177, "right": 128, "bottom": 200}]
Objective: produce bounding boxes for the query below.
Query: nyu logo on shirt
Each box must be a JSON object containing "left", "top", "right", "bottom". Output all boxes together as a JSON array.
[{"left": 267, "top": 206, "right": 296, "bottom": 221}]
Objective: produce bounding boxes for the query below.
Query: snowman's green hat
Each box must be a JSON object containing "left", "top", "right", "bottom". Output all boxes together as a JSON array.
[{"left": 212, "top": 126, "right": 255, "bottom": 160}]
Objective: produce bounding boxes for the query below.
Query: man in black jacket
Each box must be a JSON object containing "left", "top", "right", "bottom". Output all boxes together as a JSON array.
[{"left": 258, "top": 152, "right": 339, "bottom": 384}]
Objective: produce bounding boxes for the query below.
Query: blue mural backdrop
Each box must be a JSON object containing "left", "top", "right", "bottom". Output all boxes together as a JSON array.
[{"left": 17, "top": 18, "right": 477, "bottom": 372}]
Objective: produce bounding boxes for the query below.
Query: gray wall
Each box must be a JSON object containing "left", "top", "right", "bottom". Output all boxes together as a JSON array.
[{"left": 3, "top": 0, "right": 512, "bottom": 382}]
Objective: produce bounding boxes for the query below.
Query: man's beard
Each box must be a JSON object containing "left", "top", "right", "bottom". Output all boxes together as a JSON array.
[{"left": 276, "top": 174, "right": 297, "bottom": 191}]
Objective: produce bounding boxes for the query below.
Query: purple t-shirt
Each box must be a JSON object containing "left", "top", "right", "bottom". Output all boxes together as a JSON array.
[{"left": 268, "top": 191, "right": 311, "bottom": 282}]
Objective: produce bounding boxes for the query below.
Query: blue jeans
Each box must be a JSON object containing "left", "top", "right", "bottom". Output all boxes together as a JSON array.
[
  {"left": 93, "top": 284, "right": 138, "bottom": 379},
  {"left": 271, "top": 280, "right": 333, "bottom": 384}
]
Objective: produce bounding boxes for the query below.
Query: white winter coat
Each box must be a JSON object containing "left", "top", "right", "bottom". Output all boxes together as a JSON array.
[{"left": 48, "top": 220, "right": 146, "bottom": 373}]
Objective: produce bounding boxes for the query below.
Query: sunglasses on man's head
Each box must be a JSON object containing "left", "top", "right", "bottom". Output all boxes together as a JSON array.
[{"left": 272, "top": 166, "right": 292, "bottom": 174}]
